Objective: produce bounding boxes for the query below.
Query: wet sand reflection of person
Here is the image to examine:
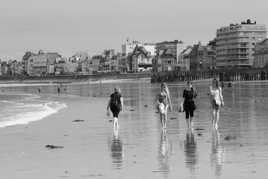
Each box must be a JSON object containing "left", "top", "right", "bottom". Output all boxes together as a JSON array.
[
  {"left": 110, "top": 127, "right": 123, "bottom": 169},
  {"left": 210, "top": 129, "right": 225, "bottom": 177},
  {"left": 184, "top": 129, "right": 197, "bottom": 174},
  {"left": 158, "top": 130, "right": 170, "bottom": 175}
]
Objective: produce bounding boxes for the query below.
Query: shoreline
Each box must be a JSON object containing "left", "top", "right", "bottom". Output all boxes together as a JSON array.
[
  {"left": 0, "top": 94, "right": 111, "bottom": 178},
  {"left": 0, "top": 77, "right": 151, "bottom": 88}
]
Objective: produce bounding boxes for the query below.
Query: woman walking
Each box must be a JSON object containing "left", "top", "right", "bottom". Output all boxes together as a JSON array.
[
  {"left": 209, "top": 79, "right": 224, "bottom": 129},
  {"left": 182, "top": 81, "right": 197, "bottom": 129},
  {"left": 107, "top": 87, "right": 124, "bottom": 129},
  {"left": 156, "top": 83, "right": 172, "bottom": 129}
]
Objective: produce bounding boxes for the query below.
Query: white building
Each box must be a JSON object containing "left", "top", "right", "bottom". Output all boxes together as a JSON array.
[{"left": 216, "top": 19, "right": 267, "bottom": 68}]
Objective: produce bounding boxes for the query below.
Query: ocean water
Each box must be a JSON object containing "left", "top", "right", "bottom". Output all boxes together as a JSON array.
[
  {"left": 2, "top": 79, "right": 268, "bottom": 178},
  {"left": 0, "top": 92, "right": 66, "bottom": 128}
]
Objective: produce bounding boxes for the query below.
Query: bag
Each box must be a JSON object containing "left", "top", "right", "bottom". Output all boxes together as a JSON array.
[
  {"left": 193, "top": 102, "right": 197, "bottom": 110},
  {"left": 178, "top": 102, "right": 184, "bottom": 112}
]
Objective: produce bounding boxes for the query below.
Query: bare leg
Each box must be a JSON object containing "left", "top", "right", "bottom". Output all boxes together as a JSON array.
[
  {"left": 163, "top": 113, "right": 167, "bottom": 129},
  {"left": 113, "top": 117, "right": 119, "bottom": 129},
  {"left": 159, "top": 114, "right": 164, "bottom": 128},
  {"left": 186, "top": 118, "right": 190, "bottom": 129},
  {"left": 212, "top": 109, "right": 216, "bottom": 127},
  {"left": 163, "top": 105, "right": 168, "bottom": 129},
  {"left": 190, "top": 117, "right": 193, "bottom": 128},
  {"left": 215, "top": 110, "right": 220, "bottom": 130}
]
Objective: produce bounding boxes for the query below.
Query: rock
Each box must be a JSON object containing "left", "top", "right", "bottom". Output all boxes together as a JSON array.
[
  {"left": 45, "top": 145, "right": 64, "bottom": 149},
  {"left": 72, "top": 119, "right": 84, "bottom": 122},
  {"left": 170, "top": 117, "right": 177, "bottom": 120},
  {"left": 144, "top": 104, "right": 148, "bottom": 108},
  {"left": 130, "top": 109, "right": 135, "bottom": 112},
  {"left": 224, "top": 135, "right": 236, "bottom": 141},
  {"left": 197, "top": 133, "right": 202, "bottom": 136},
  {"left": 195, "top": 128, "right": 205, "bottom": 131}
]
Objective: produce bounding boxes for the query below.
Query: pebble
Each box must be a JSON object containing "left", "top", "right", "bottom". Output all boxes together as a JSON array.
[
  {"left": 45, "top": 145, "right": 64, "bottom": 149},
  {"left": 72, "top": 119, "right": 85, "bottom": 122},
  {"left": 224, "top": 135, "right": 237, "bottom": 141}
]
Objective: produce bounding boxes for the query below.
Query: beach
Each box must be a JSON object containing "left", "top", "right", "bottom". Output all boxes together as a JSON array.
[{"left": 0, "top": 79, "right": 268, "bottom": 178}]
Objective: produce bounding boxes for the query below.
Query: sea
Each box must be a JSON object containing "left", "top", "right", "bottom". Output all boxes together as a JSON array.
[
  {"left": 0, "top": 85, "right": 66, "bottom": 128},
  {"left": 1, "top": 79, "right": 268, "bottom": 178}
]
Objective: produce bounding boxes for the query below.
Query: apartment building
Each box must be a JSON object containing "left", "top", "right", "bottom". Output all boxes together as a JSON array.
[{"left": 216, "top": 19, "right": 266, "bottom": 68}]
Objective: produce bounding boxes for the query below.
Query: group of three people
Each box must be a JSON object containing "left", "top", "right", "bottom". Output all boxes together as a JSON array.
[
  {"left": 106, "top": 78, "right": 224, "bottom": 130},
  {"left": 156, "top": 79, "right": 224, "bottom": 130}
]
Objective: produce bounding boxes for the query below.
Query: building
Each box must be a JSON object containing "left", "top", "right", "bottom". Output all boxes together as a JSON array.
[
  {"left": 122, "top": 39, "right": 155, "bottom": 56},
  {"left": 216, "top": 19, "right": 267, "bottom": 68},
  {"left": 128, "top": 46, "right": 153, "bottom": 72},
  {"left": 9, "top": 60, "right": 24, "bottom": 76},
  {"left": 154, "top": 40, "right": 184, "bottom": 72},
  {"left": 188, "top": 41, "right": 216, "bottom": 71},
  {"left": 26, "top": 51, "right": 61, "bottom": 76},
  {"left": 122, "top": 39, "right": 143, "bottom": 55},
  {"left": 206, "top": 39, "right": 217, "bottom": 70},
  {"left": 178, "top": 46, "right": 192, "bottom": 71},
  {"left": 0, "top": 61, "right": 10, "bottom": 76},
  {"left": 253, "top": 39, "right": 268, "bottom": 68}
]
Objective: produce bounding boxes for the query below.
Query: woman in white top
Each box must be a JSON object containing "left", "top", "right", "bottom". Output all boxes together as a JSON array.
[
  {"left": 156, "top": 83, "right": 172, "bottom": 129},
  {"left": 209, "top": 79, "right": 224, "bottom": 129}
]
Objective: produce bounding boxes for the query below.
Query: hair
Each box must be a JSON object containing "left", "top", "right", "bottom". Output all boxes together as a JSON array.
[
  {"left": 161, "top": 83, "right": 170, "bottom": 94},
  {"left": 186, "top": 80, "right": 190, "bottom": 85},
  {"left": 213, "top": 78, "right": 219, "bottom": 88},
  {"left": 114, "top": 87, "right": 121, "bottom": 93}
]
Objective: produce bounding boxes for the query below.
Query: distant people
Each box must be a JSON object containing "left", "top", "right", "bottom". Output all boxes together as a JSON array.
[
  {"left": 57, "top": 86, "right": 61, "bottom": 95},
  {"left": 107, "top": 87, "right": 123, "bottom": 129},
  {"left": 182, "top": 81, "right": 197, "bottom": 129},
  {"left": 37, "top": 88, "right": 41, "bottom": 93},
  {"left": 156, "top": 83, "right": 172, "bottom": 130},
  {"left": 209, "top": 79, "right": 224, "bottom": 129}
]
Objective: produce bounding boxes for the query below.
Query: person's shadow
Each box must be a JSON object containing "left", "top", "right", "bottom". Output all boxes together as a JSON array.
[
  {"left": 110, "top": 127, "right": 123, "bottom": 169},
  {"left": 210, "top": 129, "right": 225, "bottom": 177},
  {"left": 184, "top": 128, "right": 198, "bottom": 174}
]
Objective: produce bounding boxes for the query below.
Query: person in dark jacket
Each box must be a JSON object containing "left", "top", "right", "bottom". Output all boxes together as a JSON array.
[
  {"left": 107, "top": 87, "right": 124, "bottom": 129},
  {"left": 183, "top": 81, "right": 197, "bottom": 129}
]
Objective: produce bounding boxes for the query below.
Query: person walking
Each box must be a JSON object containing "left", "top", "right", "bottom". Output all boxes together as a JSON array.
[
  {"left": 107, "top": 87, "right": 124, "bottom": 129},
  {"left": 209, "top": 79, "right": 224, "bottom": 129},
  {"left": 182, "top": 81, "right": 197, "bottom": 129},
  {"left": 156, "top": 83, "right": 172, "bottom": 130}
]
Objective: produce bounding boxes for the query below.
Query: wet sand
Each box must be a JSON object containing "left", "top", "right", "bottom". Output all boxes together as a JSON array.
[{"left": 1, "top": 80, "right": 268, "bottom": 178}]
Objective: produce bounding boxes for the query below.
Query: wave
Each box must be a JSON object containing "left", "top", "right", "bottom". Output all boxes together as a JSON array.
[{"left": 0, "top": 101, "right": 67, "bottom": 128}]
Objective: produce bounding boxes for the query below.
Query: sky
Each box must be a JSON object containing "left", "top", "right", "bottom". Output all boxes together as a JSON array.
[{"left": 0, "top": 0, "right": 268, "bottom": 60}]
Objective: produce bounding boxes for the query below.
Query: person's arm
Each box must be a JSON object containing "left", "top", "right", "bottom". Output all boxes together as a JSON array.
[
  {"left": 219, "top": 87, "right": 224, "bottom": 106},
  {"left": 167, "top": 91, "right": 172, "bottom": 111},
  {"left": 209, "top": 86, "right": 213, "bottom": 94},
  {"left": 107, "top": 98, "right": 111, "bottom": 111},
  {"left": 120, "top": 97, "right": 124, "bottom": 111}
]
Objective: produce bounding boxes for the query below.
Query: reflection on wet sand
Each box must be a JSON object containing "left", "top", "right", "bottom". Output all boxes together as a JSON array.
[
  {"left": 158, "top": 130, "right": 170, "bottom": 175},
  {"left": 184, "top": 129, "right": 198, "bottom": 174},
  {"left": 110, "top": 127, "right": 123, "bottom": 169},
  {"left": 210, "top": 129, "right": 225, "bottom": 177}
]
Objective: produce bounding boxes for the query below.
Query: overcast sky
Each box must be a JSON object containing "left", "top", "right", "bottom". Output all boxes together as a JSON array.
[{"left": 0, "top": 0, "right": 267, "bottom": 60}]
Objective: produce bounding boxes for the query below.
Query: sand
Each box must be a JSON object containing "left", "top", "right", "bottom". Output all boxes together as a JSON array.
[{"left": 0, "top": 96, "right": 113, "bottom": 179}]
